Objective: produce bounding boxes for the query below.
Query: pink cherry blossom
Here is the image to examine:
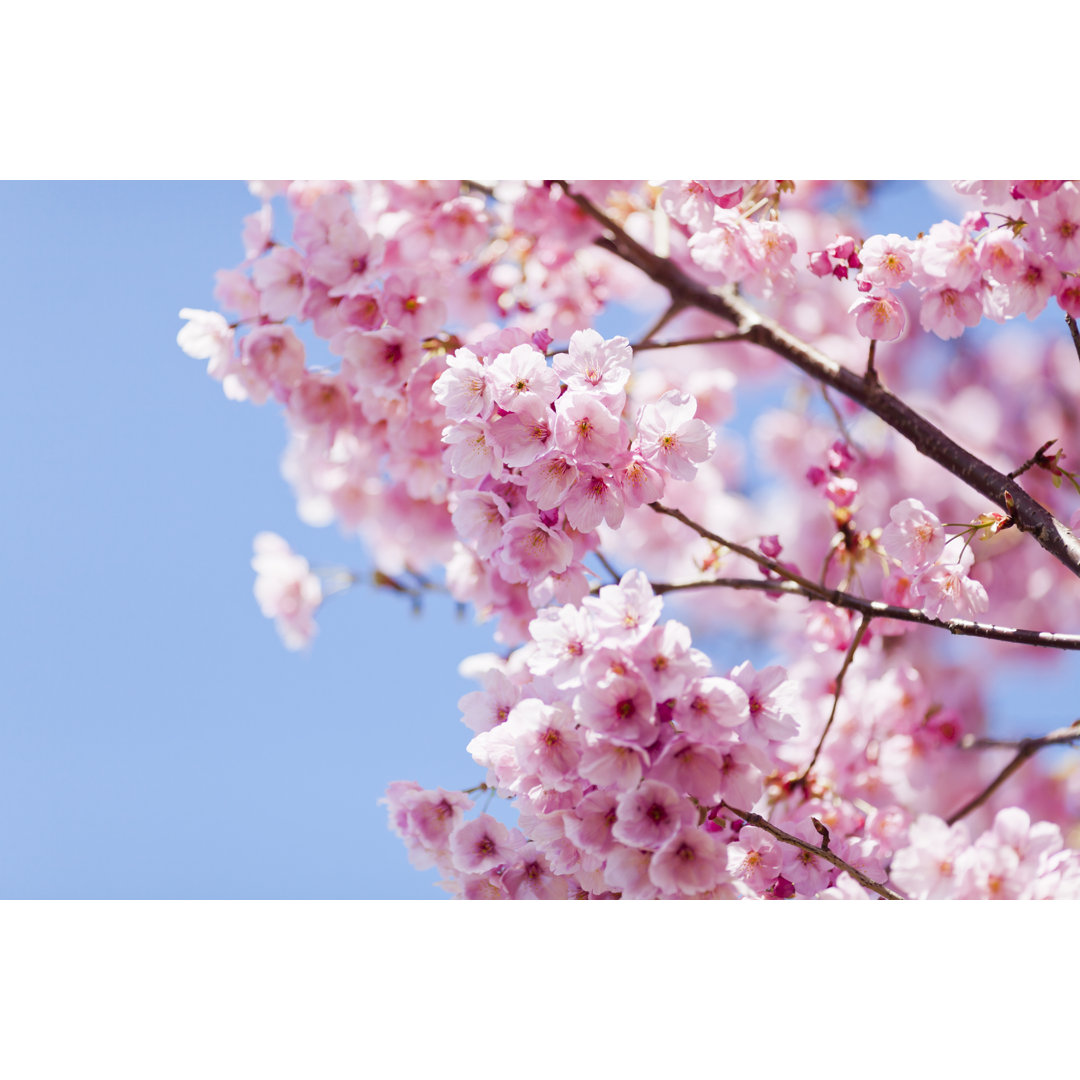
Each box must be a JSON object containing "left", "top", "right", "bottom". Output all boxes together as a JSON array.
[
  {"left": 449, "top": 814, "right": 516, "bottom": 874},
  {"left": 649, "top": 826, "right": 729, "bottom": 895},
  {"left": 919, "top": 285, "right": 983, "bottom": 339},
  {"left": 635, "top": 391, "right": 716, "bottom": 481},
  {"left": 251, "top": 532, "right": 323, "bottom": 650},
  {"left": 849, "top": 290, "right": 906, "bottom": 341},
  {"left": 880, "top": 498, "right": 947, "bottom": 572},
  {"left": 858, "top": 233, "right": 916, "bottom": 289},
  {"left": 612, "top": 780, "right": 695, "bottom": 851}
]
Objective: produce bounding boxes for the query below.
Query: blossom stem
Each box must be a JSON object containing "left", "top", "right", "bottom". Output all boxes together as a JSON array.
[
  {"left": 819, "top": 383, "right": 863, "bottom": 458},
  {"left": 796, "top": 614, "right": 872, "bottom": 786},
  {"left": 865, "top": 339, "right": 878, "bottom": 385},
  {"left": 946, "top": 720, "right": 1080, "bottom": 826},
  {"left": 554, "top": 182, "right": 1080, "bottom": 582},
  {"left": 720, "top": 801, "right": 904, "bottom": 899},
  {"left": 635, "top": 300, "right": 686, "bottom": 346}
]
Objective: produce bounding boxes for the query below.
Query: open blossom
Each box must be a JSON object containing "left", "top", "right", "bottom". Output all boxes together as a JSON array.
[
  {"left": 649, "top": 827, "right": 729, "bottom": 895},
  {"left": 612, "top": 780, "right": 695, "bottom": 851},
  {"left": 432, "top": 348, "right": 491, "bottom": 420},
  {"left": 858, "top": 233, "right": 916, "bottom": 289},
  {"left": 917, "top": 546, "right": 988, "bottom": 619},
  {"left": 918, "top": 220, "right": 981, "bottom": 291},
  {"left": 251, "top": 532, "right": 323, "bottom": 650},
  {"left": 658, "top": 180, "right": 744, "bottom": 232},
  {"left": 449, "top": 814, "right": 516, "bottom": 874},
  {"left": 551, "top": 329, "right": 632, "bottom": 408},
  {"left": 880, "top": 499, "right": 946, "bottom": 572},
  {"left": 919, "top": 285, "right": 983, "bottom": 339},
  {"left": 687, "top": 209, "right": 758, "bottom": 281},
  {"left": 849, "top": 290, "right": 906, "bottom": 341},
  {"left": 553, "top": 392, "right": 624, "bottom": 465},
  {"left": 488, "top": 344, "right": 561, "bottom": 412},
  {"left": 1030, "top": 184, "right": 1080, "bottom": 271},
  {"left": 726, "top": 825, "right": 783, "bottom": 893},
  {"left": 252, "top": 245, "right": 306, "bottom": 320},
  {"left": 177, "top": 308, "right": 235, "bottom": 382},
  {"left": 635, "top": 391, "right": 716, "bottom": 481}
]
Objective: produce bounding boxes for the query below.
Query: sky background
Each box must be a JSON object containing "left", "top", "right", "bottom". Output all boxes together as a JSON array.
[{"left": 3, "top": 180, "right": 1079, "bottom": 900}]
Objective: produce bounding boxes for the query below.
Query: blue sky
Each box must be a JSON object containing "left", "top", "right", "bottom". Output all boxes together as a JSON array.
[
  {"left": 3, "top": 181, "right": 1079, "bottom": 900},
  {"left": 1, "top": 182, "right": 503, "bottom": 898}
]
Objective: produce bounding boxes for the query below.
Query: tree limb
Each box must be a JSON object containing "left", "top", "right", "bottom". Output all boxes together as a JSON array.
[
  {"left": 946, "top": 720, "right": 1080, "bottom": 826},
  {"left": 650, "top": 574, "right": 1080, "bottom": 652}
]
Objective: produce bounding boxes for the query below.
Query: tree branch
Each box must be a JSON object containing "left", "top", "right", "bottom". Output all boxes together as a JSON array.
[
  {"left": 555, "top": 181, "right": 1080, "bottom": 583},
  {"left": 629, "top": 331, "right": 751, "bottom": 353},
  {"left": 721, "top": 801, "right": 904, "bottom": 899},
  {"left": 649, "top": 574, "right": 1080, "bottom": 652},
  {"left": 946, "top": 720, "right": 1080, "bottom": 826}
]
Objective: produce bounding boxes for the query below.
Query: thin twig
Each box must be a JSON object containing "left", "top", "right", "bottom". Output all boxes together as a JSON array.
[
  {"left": 629, "top": 331, "right": 750, "bottom": 353},
  {"left": 721, "top": 801, "right": 904, "bottom": 899},
  {"left": 594, "top": 550, "right": 622, "bottom": 584},
  {"left": 1007, "top": 440, "right": 1058, "bottom": 480},
  {"left": 796, "top": 614, "right": 872, "bottom": 784},
  {"left": 635, "top": 300, "right": 686, "bottom": 346},
  {"left": 946, "top": 720, "right": 1080, "bottom": 826},
  {"left": 553, "top": 181, "right": 1080, "bottom": 582},
  {"left": 820, "top": 383, "right": 863, "bottom": 458}
]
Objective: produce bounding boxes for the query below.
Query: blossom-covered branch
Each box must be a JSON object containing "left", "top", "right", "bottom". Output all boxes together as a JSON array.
[
  {"left": 557, "top": 181, "right": 1080, "bottom": 582},
  {"left": 720, "top": 802, "right": 904, "bottom": 899},
  {"left": 648, "top": 503, "right": 1080, "bottom": 652}
]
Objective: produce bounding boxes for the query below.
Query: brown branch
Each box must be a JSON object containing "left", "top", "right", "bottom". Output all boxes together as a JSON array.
[
  {"left": 865, "top": 339, "right": 878, "bottom": 385},
  {"left": 961, "top": 724, "right": 1080, "bottom": 751},
  {"left": 946, "top": 720, "right": 1080, "bottom": 826},
  {"left": 1007, "top": 440, "right": 1058, "bottom": 481},
  {"left": 554, "top": 181, "right": 1080, "bottom": 583},
  {"left": 650, "top": 574, "right": 1080, "bottom": 652},
  {"left": 721, "top": 801, "right": 904, "bottom": 899},
  {"left": 796, "top": 614, "right": 872, "bottom": 784},
  {"left": 629, "top": 331, "right": 751, "bottom": 353},
  {"left": 1066, "top": 313, "right": 1080, "bottom": 367},
  {"left": 635, "top": 300, "right": 686, "bottom": 346}
]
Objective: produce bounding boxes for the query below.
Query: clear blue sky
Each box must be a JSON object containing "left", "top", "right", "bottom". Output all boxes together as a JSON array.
[
  {"left": 3, "top": 181, "right": 1078, "bottom": 899},
  {"left": 0, "top": 182, "right": 505, "bottom": 898}
]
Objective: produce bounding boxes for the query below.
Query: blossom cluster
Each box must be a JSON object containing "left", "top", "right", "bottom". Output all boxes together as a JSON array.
[
  {"left": 180, "top": 181, "right": 1080, "bottom": 900},
  {"left": 838, "top": 182, "right": 1080, "bottom": 343},
  {"left": 436, "top": 329, "right": 716, "bottom": 639},
  {"left": 879, "top": 498, "right": 989, "bottom": 619},
  {"left": 387, "top": 570, "right": 806, "bottom": 898}
]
